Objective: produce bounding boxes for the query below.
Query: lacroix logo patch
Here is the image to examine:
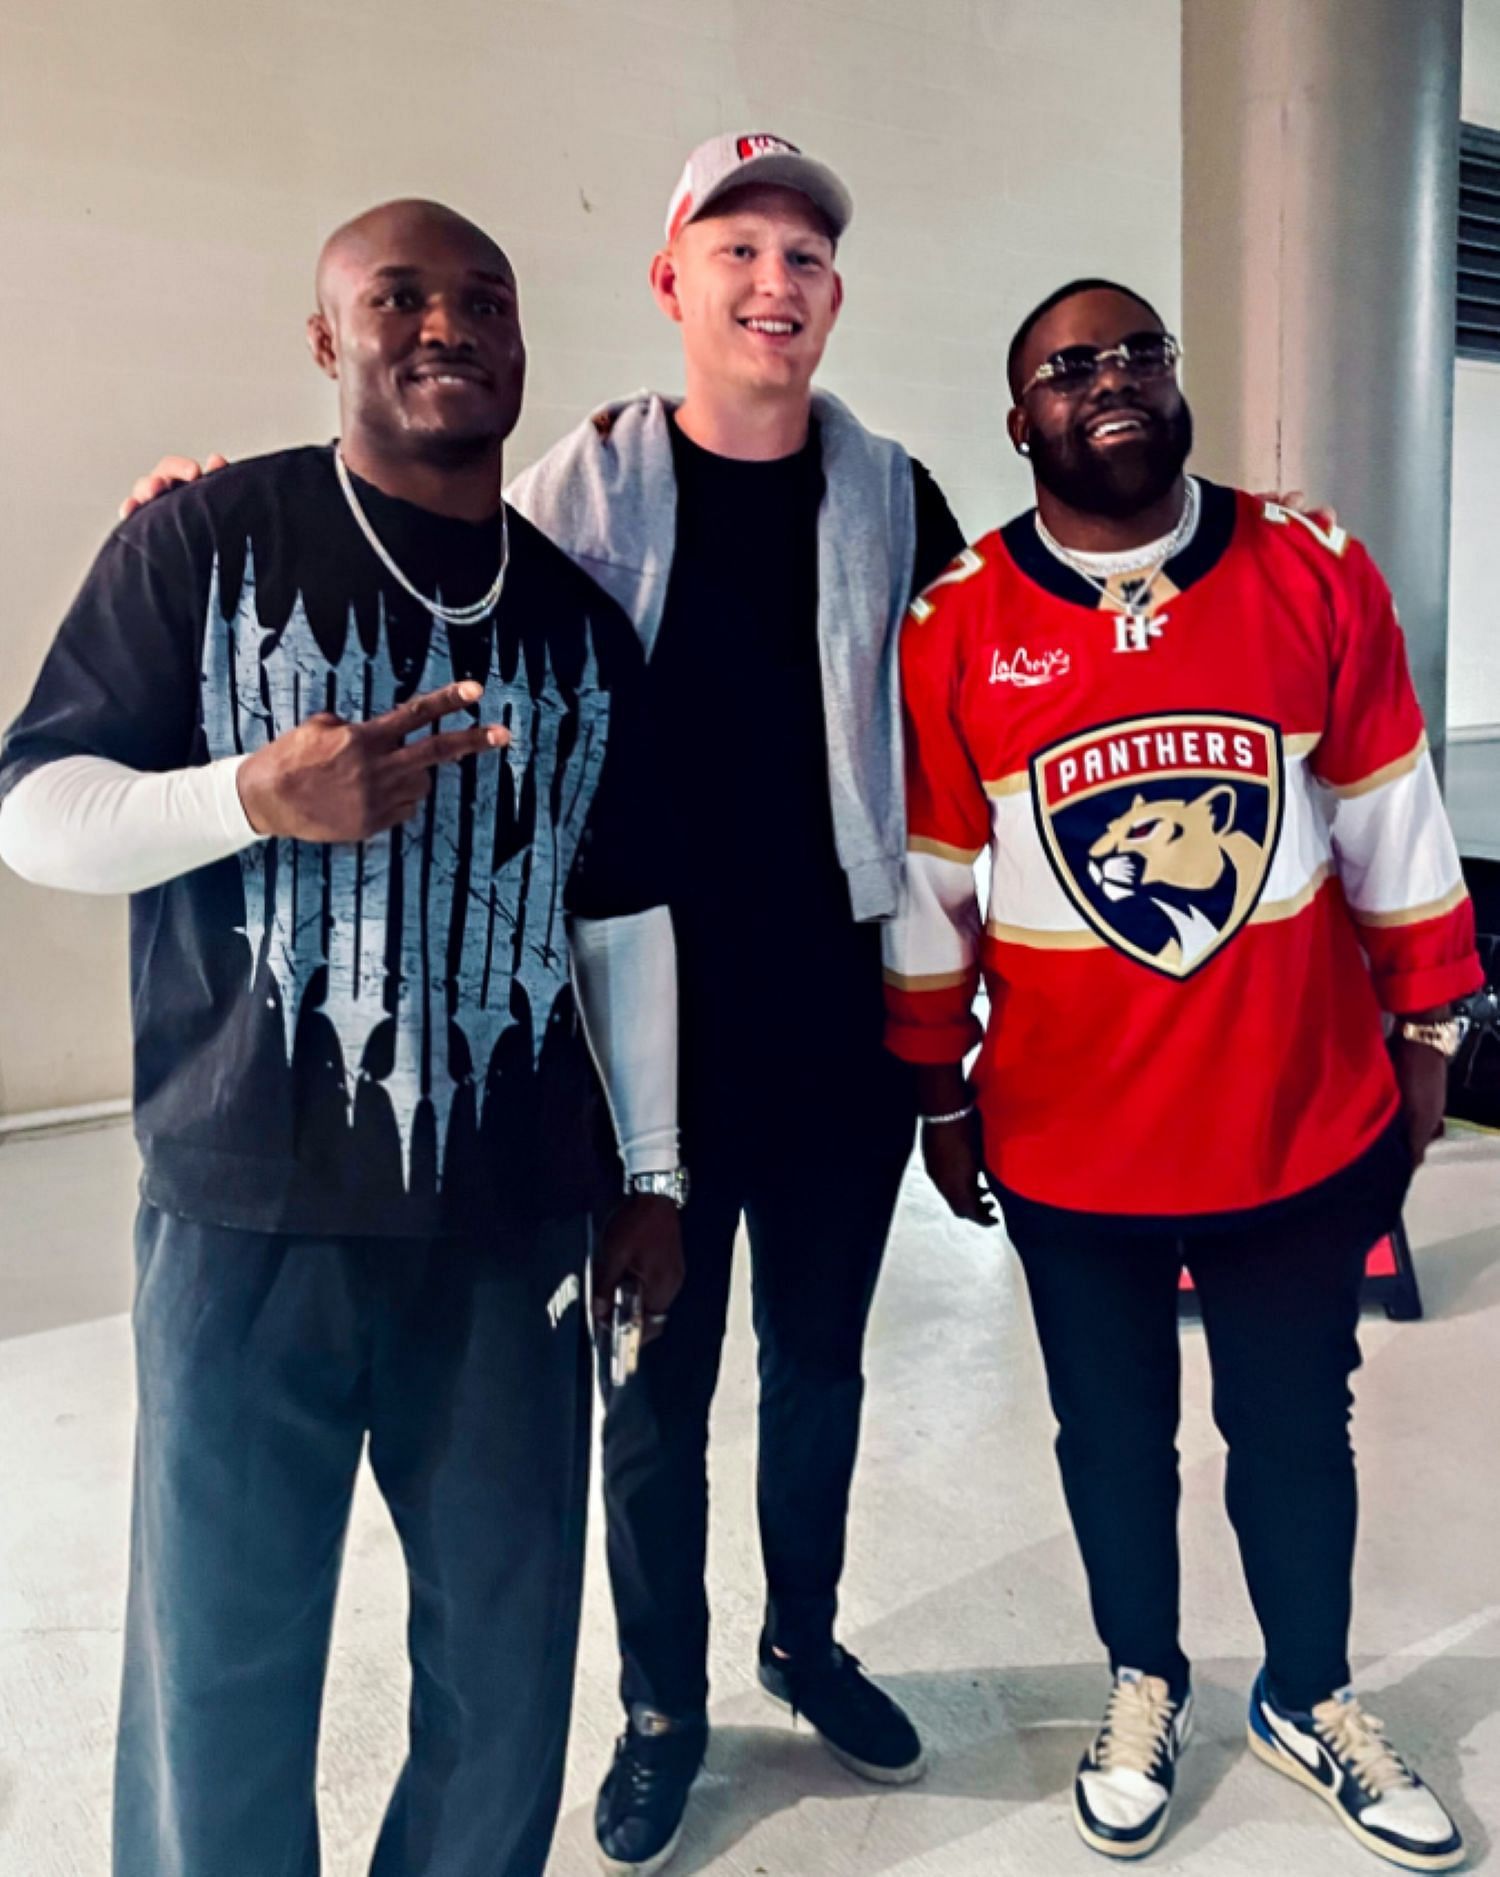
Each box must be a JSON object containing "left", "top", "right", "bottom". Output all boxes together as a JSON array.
[
  {"left": 1031, "top": 713, "right": 1284, "bottom": 978},
  {"left": 737, "top": 134, "right": 800, "bottom": 160}
]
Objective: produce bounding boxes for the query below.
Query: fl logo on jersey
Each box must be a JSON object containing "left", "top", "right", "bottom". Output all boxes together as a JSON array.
[{"left": 1031, "top": 713, "right": 1285, "bottom": 979}]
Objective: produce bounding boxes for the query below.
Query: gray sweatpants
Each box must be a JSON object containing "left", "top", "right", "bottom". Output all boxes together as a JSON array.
[{"left": 114, "top": 1203, "right": 593, "bottom": 1877}]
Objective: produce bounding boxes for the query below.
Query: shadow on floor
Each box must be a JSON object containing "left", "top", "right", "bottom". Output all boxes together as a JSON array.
[
  {"left": 650, "top": 1662, "right": 1228, "bottom": 1877},
  {"left": 1405, "top": 1224, "right": 1500, "bottom": 1322},
  {"left": 642, "top": 1648, "right": 1496, "bottom": 1877}
]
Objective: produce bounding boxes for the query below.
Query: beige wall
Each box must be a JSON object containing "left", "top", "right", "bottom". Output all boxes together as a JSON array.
[{"left": 0, "top": 0, "right": 1181, "bottom": 1118}]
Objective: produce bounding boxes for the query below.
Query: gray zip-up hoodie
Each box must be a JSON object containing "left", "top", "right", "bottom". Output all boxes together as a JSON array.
[{"left": 505, "top": 390, "right": 918, "bottom": 922}]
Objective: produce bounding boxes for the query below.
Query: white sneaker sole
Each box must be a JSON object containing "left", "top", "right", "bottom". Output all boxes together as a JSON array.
[
  {"left": 595, "top": 1818, "right": 686, "bottom": 1877},
  {"left": 760, "top": 1686, "right": 928, "bottom": 1785},
  {"left": 1071, "top": 1796, "right": 1171, "bottom": 1861},
  {"left": 1246, "top": 1726, "right": 1465, "bottom": 1872}
]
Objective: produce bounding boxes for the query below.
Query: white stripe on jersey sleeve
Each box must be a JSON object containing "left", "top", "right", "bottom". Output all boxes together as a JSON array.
[
  {"left": 1324, "top": 751, "right": 1465, "bottom": 919},
  {"left": 883, "top": 849, "right": 982, "bottom": 986}
]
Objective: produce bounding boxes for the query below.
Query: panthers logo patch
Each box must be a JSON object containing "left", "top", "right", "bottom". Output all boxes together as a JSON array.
[{"left": 1031, "top": 713, "right": 1284, "bottom": 978}]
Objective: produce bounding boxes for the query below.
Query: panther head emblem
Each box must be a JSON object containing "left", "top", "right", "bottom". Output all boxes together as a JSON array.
[{"left": 1087, "top": 785, "right": 1264, "bottom": 970}]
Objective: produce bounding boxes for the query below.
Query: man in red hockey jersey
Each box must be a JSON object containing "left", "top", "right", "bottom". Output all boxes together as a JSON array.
[{"left": 884, "top": 278, "right": 1479, "bottom": 1870}]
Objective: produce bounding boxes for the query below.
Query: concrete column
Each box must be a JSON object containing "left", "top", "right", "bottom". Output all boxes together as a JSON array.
[{"left": 1181, "top": 0, "right": 1462, "bottom": 751}]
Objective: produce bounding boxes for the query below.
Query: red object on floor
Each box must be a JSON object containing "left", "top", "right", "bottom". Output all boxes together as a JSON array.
[{"left": 1364, "top": 1235, "right": 1398, "bottom": 1278}]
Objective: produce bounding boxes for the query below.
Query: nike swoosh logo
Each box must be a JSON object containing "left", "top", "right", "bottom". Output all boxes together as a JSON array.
[{"left": 1260, "top": 1703, "right": 1338, "bottom": 1788}]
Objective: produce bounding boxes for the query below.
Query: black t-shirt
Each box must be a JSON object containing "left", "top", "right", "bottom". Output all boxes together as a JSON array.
[
  {"left": 650, "top": 418, "right": 964, "bottom": 1136},
  {"left": 0, "top": 445, "right": 659, "bottom": 1237}
]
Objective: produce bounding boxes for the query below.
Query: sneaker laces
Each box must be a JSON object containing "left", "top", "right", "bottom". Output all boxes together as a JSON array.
[
  {"left": 1312, "top": 1695, "right": 1415, "bottom": 1799},
  {"left": 1095, "top": 1676, "right": 1176, "bottom": 1775},
  {"left": 613, "top": 1724, "right": 695, "bottom": 1805},
  {"left": 619, "top": 1737, "right": 656, "bottom": 1803}
]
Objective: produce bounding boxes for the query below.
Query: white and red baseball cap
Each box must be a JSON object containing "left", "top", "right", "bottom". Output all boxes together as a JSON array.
[{"left": 664, "top": 132, "right": 854, "bottom": 245}]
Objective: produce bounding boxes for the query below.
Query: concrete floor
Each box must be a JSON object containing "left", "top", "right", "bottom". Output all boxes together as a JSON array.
[{"left": 1, "top": 1121, "right": 1498, "bottom": 1877}]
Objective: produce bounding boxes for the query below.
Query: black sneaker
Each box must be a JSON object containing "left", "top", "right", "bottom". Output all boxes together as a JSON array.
[
  {"left": 1248, "top": 1671, "right": 1465, "bottom": 1871},
  {"left": 594, "top": 1708, "right": 708, "bottom": 1877},
  {"left": 757, "top": 1635, "right": 926, "bottom": 1784}
]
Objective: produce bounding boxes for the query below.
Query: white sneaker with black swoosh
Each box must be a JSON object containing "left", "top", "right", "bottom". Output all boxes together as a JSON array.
[
  {"left": 1073, "top": 1669, "right": 1193, "bottom": 1859},
  {"left": 1247, "top": 1671, "right": 1464, "bottom": 1870}
]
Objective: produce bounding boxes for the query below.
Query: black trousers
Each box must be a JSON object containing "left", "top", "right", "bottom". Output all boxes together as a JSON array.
[
  {"left": 114, "top": 1204, "right": 593, "bottom": 1877},
  {"left": 600, "top": 1065, "right": 914, "bottom": 1719},
  {"left": 1000, "top": 1134, "right": 1410, "bottom": 1713}
]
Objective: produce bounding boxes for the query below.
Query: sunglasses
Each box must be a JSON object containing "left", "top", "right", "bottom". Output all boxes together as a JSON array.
[{"left": 1018, "top": 331, "right": 1182, "bottom": 400}]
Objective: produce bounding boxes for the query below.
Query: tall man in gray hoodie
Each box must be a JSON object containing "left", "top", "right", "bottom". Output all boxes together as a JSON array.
[
  {"left": 507, "top": 134, "right": 965, "bottom": 1874},
  {"left": 120, "top": 134, "right": 966, "bottom": 1877}
]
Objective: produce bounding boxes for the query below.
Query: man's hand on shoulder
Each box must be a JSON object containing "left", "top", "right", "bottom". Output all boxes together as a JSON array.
[
  {"left": 119, "top": 453, "right": 229, "bottom": 521},
  {"left": 591, "top": 1192, "right": 685, "bottom": 1346},
  {"left": 1252, "top": 487, "right": 1340, "bottom": 534},
  {"left": 237, "top": 680, "right": 508, "bottom": 843}
]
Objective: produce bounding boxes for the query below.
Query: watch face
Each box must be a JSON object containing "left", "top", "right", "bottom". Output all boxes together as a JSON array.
[{"left": 629, "top": 1170, "right": 689, "bottom": 1208}]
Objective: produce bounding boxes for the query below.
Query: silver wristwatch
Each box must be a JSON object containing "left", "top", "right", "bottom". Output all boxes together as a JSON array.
[
  {"left": 1398, "top": 1017, "right": 1466, "bottom": 1059},
  {"left": 625, "top": 1168, "right": 691, "bottom": 1209}
]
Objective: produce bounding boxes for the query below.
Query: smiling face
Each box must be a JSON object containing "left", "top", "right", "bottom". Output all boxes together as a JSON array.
[
  {"left": 309, "top": 200, "right": 526, "bottom": 466},
  {"left": 1009, "top": 287, "right": 1192, "bottom": 520},
  {"left": 650, "top": 184, "right": 843, "bottom": 404}
]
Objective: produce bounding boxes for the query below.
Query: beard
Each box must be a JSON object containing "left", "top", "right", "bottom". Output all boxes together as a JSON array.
[{"left": 1030, "top": 397, "right": 1194, "bottom": 519}]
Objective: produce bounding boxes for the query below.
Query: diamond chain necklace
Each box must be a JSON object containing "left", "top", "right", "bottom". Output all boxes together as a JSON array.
[
  {"left": 1034, "top": 478, "right": 1200, "bottom": 653},
  {"left": 335, "top": 447, "right": 509, "bottom": 626}
]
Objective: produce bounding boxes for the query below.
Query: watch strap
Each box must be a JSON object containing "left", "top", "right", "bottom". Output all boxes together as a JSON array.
[
  {"left": 625, "top": 1168, "right": 690, "bottom": 1209},
  {"left": 1398, "top": 1017, "right": 1465, "bottom": 1059}
]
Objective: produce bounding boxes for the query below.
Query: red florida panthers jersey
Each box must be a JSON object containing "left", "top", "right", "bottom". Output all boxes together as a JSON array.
[{"left": 883, "top": 481, "right": 1482, "bottom": 1219}]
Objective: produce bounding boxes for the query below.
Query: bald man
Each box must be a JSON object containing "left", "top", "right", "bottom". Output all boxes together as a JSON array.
[{"left": 0, "top": 200, "right": 686, "bottom": 1877}]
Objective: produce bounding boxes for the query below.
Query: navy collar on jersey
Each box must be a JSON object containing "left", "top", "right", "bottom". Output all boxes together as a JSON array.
[{"left": 1000, "top": 477, "right": 1238, "bottom": 610}]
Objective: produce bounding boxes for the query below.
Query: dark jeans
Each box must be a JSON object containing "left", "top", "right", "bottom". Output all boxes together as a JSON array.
[
  {"left": 600, "top": 1065, "right": 914, "bottom": 1718},
  {"left": 114, "top": 1204, "right": 593, "bottom": 1877},
  {"left": 1000, "top": 1135, "right": 1410, "bottom": 1712}
]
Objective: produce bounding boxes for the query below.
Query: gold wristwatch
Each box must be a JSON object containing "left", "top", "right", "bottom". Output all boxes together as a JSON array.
[{"left": 1397, "top": 1017, "right": 1466, "bottom": 1058}]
